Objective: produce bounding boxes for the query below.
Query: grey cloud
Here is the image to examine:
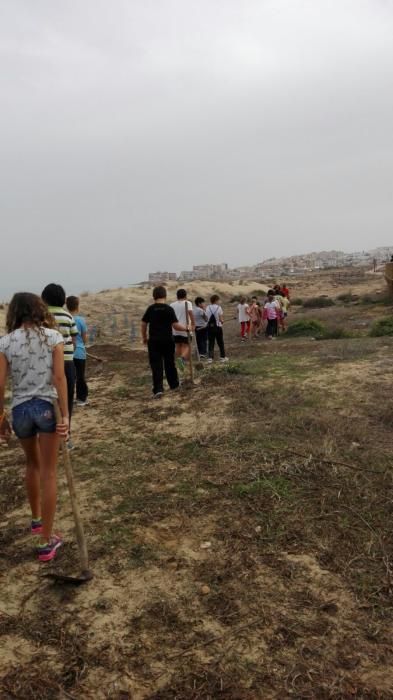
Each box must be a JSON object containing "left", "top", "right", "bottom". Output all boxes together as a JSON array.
[{"left": 1, "top": 0, "right": 393, "bottom": 297}]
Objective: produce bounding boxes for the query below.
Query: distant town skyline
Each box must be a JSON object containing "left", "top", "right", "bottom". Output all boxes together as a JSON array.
[
  {"left": 147, "top": 246, "right": 392, "bottom": 284},
  {"left": 1, "top": 243, "right": 392, "bottom": 300}
]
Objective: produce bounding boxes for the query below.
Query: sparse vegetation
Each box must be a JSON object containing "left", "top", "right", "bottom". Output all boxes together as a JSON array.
[
  {"left": 290, "top": 297, "right": 303, "bottom": 306},
  {"left": 303, "top": 295, "right": 335, "bottom": 308},
  {"left": 369, "top": 317, "right": 393, "bottom": 336},
  {"left": 360, "top": 291, "right": 392, "bottom": 305},
  {"left": 2, "top": 274, "right": 393, "bottom": 698},
  {"left": 318, "top": 326, "right": 353, "bottom": 339},
  {"left": 286, "top": 319, "right": 325, "bottom": 336},
  {"left": 336, "top": 291, "right": 358, "bottom": 303}
]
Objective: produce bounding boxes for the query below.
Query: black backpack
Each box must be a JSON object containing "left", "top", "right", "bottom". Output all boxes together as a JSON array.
[{"left": 207, "top": 305, "right": 218, "bottom": 329}]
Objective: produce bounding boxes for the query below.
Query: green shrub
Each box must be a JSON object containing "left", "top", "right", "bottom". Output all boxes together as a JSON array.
[
  {"left": 336, "top": 292, "right": 358, "bottom": 303},
  {"left": 369, "top": 318, "right": 393, "bottom": 337},
  {"left": 360, "top": 292, "right": 392, "bottom": 306},
  {"left": 286, "top": 320, "right": 325, "bottom": 337},
  {"left": 318, "top": 327, "right": 353, "bottom": 340},
  {"left": 290, "top": 298, "right": 303, "bottom": 306},
  {"left": 303, "top": 296, "right": 335, "bottom": 309}
]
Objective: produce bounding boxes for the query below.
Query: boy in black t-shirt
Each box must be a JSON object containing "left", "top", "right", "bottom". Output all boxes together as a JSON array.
[{"left": 141, "top": 286, "right": 189, "bottom": 398}]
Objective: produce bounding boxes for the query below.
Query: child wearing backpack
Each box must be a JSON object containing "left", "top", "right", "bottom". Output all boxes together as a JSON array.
[
  {"left": 0, "top": 293, "right": 69, "bottom": 562},
  {"left": 206, "top": 295, "right": 228, "bottom": 363},
  {"left": 194, "top": 297, "right": 208, "bottom": 358}
]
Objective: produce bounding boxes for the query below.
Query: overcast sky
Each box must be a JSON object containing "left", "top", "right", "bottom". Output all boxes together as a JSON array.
[{"left": 1, "top": 0, "right": 393, "bottom": 297}]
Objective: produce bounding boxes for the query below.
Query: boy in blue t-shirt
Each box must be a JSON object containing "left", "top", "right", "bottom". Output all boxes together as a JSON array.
[{"left": 66, "top": 296, "right": 89, "bottom": 406}]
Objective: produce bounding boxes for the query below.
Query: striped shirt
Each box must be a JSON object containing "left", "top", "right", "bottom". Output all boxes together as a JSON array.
[{"left": 48, "top": 306, "right": 78, "bottom": 361}]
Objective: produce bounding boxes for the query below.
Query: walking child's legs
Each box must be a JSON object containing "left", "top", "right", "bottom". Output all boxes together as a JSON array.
[
  {"left": 163, "top": 341, "right": 179, "bottom": 389},
  {"left": 216, "top": 327, "right": 226, "bottom": 358},
  {"left": 265, "top": 319, "right": 278, "bottom": 338},
  {"left": 20, "top": 433, "right": 60, "bottom": 542},
  {"left": 208, "top": 328, "right": 216, "bottom": 359},
  {"left": 175, "top": 340, "right": 190, "bottom": 361},
  {"left": 148, "top": 341, "right": 164, "bottom": 394},
  {"left": 38, "top": 433, "right": 60, "bottom": 542},
  {"left": 240, "top": 321, "right": 249, "bottom": 338},
  {"left": 196, "top": 328, "right": 208, "bottom": 356},
  {"left": 21, "top": 436, "right": 41, "bottom": 520},
  {"left": 74, "top": 358, "right": 88, "bottom": 402}
]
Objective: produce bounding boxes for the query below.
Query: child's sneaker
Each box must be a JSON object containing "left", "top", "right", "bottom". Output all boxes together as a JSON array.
[
  {"left": 207, "top": 358, "right": 213, "bottom": 364},
  {"left": 220, "top": 357, "right": 229, "bottom": 363},
  {"left": 76, "top": 400, "right": 89, "bottom": 407},
  {"left": 37, "top": 535, "right": 63, "bottom": 562},
  {"left": 31, "top": 519, "right": 43, "bottom": 535},
  {"left": 153, "top": 391, "right": 163, "bottom": 399}
]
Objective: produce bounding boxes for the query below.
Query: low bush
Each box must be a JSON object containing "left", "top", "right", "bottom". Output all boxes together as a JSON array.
[
  {"left": 369, "top": 318, "right": 393, "bottom": 337},
  {"left": 290, "top": 298, "right": 303, "bottom": 306},
  {"left": 286, "top": 320, "right": 325, "bottom": 337},
  {"left": 336, "top": 292, "right": 358, "bottom": 303},
  {"left": 303, "top": 296, "right": 335, "bottom": 309},
  {"left": 318, "top": 327, "right": 353, "bottom": 340},
  {"left": 360, "top": 292, "right": 392, "bottom": 306}
]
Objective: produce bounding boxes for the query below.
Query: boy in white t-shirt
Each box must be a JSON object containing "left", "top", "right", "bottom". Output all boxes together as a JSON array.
[
  {"left": 170, "top": 289, "right": 195, "bottom": 370},
  {"left": 237, "top": 296, "right": 250, "bottom": 341}
]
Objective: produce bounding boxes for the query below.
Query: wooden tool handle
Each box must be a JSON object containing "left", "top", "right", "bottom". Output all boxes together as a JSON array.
[
  {"left": 185, "top": 302, "right": 195, "bottom": 383},
  {"left": 54, "top": 401, "right": 90, "bottom": 573}
]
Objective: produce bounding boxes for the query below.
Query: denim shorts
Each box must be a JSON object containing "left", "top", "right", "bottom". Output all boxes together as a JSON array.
[{"left": 12, "top": 398, "right": 56, "bottom": 439}]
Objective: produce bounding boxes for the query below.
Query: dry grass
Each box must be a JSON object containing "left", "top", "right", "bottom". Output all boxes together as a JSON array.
[{"left": 1, "top": 276, "right": 393, "bottom": 698}]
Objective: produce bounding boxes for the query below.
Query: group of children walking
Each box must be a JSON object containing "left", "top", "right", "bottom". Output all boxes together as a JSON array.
[
  {"left": 0, "top": 285, "right": 89, "bottom": 563},
  {"left": 237, "top": 284, "right": 290, "bottom": 340},
  {"left": 141, "top": 287, "right": 229, "bottom": 398},
  {"left": 0, "top": 281, "right": 289, "bottom": 564}
]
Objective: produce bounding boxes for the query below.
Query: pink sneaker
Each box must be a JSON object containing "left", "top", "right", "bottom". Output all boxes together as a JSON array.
[
  {"left": 37, "top": 535, "right": 63, "bottom": 562},
  {"left": 31, "top": 519, "right": 43, "bottom": 536}
]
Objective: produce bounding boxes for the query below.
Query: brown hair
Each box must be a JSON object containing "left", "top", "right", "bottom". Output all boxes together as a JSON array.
[
  {"left": 66, "top": 295, "right": 79, "bottom": 312},
  {"left": 6, "top": 292, "right": 54, "bottom": 333},
  {"left": 153, "top": 286, "right": 167, "bottom": 300}
]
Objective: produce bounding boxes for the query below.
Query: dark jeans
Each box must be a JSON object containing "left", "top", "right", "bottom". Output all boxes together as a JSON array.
[
  {"left": 148, "top": 339, "right": 179, "bottom": 394},
  {"left": 196, "top": 327, "right": 208, "bottom": 357},
  {"left": 74, "top": 358, "right": 88, "bottom": 402},
  {"left": 64, "top": 361, "right": 76, "bottom": 427},
  {"left": 266, "top": 319, "right": 278, "bottom": 337},
  {"left": 208, "top": 326, "right": 226, "bottom": 359}
]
